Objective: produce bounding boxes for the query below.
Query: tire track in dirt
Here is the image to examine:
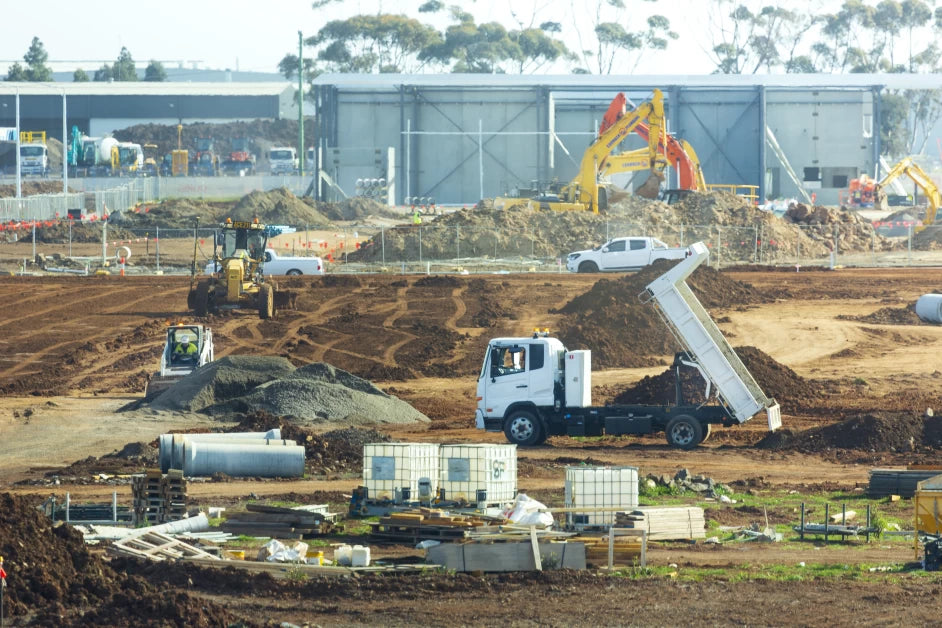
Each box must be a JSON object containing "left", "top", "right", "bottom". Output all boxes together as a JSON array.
[
  {"left": 0, "top": 285, "right": 143, "bottom": 332},
  {"left": 444, "top": 286, "right": 468, "bottom": 332},
  {"left": 380, "top": 286, "right": 419, "bottom": 365},
  {"left": 1, "top": 289, "right": 173, "bottom": 381},
  {"left": 269, "top": 292, "right": 352, "bottom": 354}
]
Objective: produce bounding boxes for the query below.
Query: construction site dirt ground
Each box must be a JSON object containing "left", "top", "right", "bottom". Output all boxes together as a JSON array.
[{"left": 2, "top": 266, "right": 942, "bottom": 625}]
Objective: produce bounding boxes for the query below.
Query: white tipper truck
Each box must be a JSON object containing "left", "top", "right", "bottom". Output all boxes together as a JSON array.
[{"left": 475, "top": 241, "right": 781, "bottom": 449}]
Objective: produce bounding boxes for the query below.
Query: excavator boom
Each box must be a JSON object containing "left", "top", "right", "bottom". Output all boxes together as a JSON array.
[{"left": 875, "top": 157, "right": 941, "bottom": 231}]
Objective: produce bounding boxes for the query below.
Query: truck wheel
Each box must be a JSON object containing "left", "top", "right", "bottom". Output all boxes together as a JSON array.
[
  {"left": 193, "top": 281, "right": 211, "bottom": 317},
  {"left": 665, "top": 415, "right": 704, "bottom": 449},
  {"left": 259, "top": 284, "right": 274, "bottom": 319},
  {"left": 578, "top": 261, "right": 599, "bottom": 273},
  {"left": 286, "top": 269, "right": 303, "bottom": 276},
  {"left": 504, "top": 410, "right": 543, "bottom": 447}
]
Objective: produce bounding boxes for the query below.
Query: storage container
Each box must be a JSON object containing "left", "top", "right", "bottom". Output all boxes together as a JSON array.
[
  {"left": 564, "top": 465, "right": 639, "bottom": 527},
  {"left": 351, "top": 545, "right": 371, "bottom": 567},
  {"left": 362, "top": 443, "right": 440, "bottom": 500},
  {"left": 438, "top": 444, "right": 517, "bottom": 505},
  {"left": 334, "top": 544, "right": 352, "bottom": 566}
]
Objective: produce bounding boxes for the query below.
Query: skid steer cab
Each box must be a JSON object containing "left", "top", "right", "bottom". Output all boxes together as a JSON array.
[
  {"left": 188, "top": 218, "right": 295, "bottom": 319},
  {"left": 145, "top": 323, "right": 214, "bottom": 400}
]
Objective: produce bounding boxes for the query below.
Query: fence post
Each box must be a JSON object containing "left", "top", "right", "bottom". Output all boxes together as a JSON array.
[
  {"left": 908, "top": 225, "right": 912, "bottom": 266},
  {"left": 715, "top": 226, "right": 721, "bottom": 268},
  {"left": 381, "top": 227, "right": 386, "bottom": 266},
  {"left": 156, "top": 225, "right": 160, "bottom": 273},
  {"left": 753, "top": 225, "right": 758, "bottom": 264},
  {"left": 418, "top": 226, "right": 422, "bottom": 263},
  {"left": 456, "top": 225, "right": 460, "bottom": 260}
]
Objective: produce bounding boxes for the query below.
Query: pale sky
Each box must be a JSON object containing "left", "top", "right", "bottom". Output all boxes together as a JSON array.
[{"left": 0, "top": 0, "right": 727, "bottom": 76}]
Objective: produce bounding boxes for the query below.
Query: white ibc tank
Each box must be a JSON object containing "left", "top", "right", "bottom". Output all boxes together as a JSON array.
[
  {"left": 565, "top": 465, "right": 638, "bottom": 527},
  {"left": 362, "top": 443, "right": 440, "bottom": 500},
  {"left": 439, "top": 444, "right": 517, "bottom": 504},
  {"left": 915, "top": 294, "right": 942, "bottom": 323},
  {"left": 182, "top": 441, "right": 305, "bottom": 478}
]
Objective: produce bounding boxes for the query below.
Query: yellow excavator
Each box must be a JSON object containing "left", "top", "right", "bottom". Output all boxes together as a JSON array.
[
  {"left": 874, "top": 157, "right": 940, "bottom": 232},
  {"left": 495, "top": 89, "right": 669, "bottom": 214}
]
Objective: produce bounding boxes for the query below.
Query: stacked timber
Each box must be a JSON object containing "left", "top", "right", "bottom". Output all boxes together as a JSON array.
[
  {"left": 615, "top": 506, "right": 705, "bottom": 540},
  {"left": 370, "top": 508, "right": 494, "bottom": 542},
  {"left": 575, "top": 534, "right": 644, "bottom": 567},
  {"left": 131, "top": 469, "right": 188, "bottom": 524},
  {"left": 221, "top": 504, "right": 338, "bottom": 539}
]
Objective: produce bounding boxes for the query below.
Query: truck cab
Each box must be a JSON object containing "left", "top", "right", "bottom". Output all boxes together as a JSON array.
[
  {"left": 476, "top": 334, "right": 566, "bottom": 442},
  {"left": 19, "top": 133, "right": 48, "bottom": 176},
  {"left": 269, "top": 147, "right": 298, "bottom": 175}
]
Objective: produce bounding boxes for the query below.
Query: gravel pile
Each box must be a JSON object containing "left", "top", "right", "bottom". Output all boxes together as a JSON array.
[
  {"left": 149, "top": 355, "right": 296, "bottom": 412},
  {"left": 217, "top": 362, "right": 429, "bottom": 425}
]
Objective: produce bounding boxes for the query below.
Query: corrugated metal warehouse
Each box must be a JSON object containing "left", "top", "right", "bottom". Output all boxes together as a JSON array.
[
  {"left": 311, "top": 73, "right": 939, "bottom": 206},
  {"left": 0, "top": 82, "right": 296, "bottom": 138}
]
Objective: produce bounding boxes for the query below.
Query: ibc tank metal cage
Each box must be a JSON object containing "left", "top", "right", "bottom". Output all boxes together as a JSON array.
[
  {"left": 438, "top": 444, "right": 517, "bottom": 506},
  {"left": 362, "top": 443, "right": 440, "bottom": 501},
  {"left": 564, "top": 466, "right": 639, "bottom": 528}
]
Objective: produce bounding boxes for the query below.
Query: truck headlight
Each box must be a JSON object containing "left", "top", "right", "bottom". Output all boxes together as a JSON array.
[{"left": 569, "top": 253, "right": 580, "bottom": 260}]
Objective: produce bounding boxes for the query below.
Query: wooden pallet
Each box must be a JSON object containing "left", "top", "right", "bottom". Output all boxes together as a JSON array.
[
  {"left": 220, "top": 503, "right": 338, "bottom": 538},
  {"left": 110, "top": 531, "right": 220, "bottom": 562}
]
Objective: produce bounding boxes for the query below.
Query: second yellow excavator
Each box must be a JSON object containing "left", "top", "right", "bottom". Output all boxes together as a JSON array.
[{"left": 874, "top": 157, "right": 940, "bottom": 232}]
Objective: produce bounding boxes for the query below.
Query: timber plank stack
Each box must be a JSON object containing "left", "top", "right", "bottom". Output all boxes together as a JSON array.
[
  {"left": 221, "top": 503, "right": 337, "bottom": 539},
  {"left": 132, "top": 469, "right": 188, "bottom": 525},
  {"left": 615, "top": 506, "right": 706, "bottom": 540},
  {"left": 370, "top": 508, "right": 493, "bottom": 542},
  {"left": 575, "top": 535, "right": 644, "bottom": 567}
]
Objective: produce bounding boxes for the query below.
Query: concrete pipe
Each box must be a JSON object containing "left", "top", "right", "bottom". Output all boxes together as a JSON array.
[
  {"left": 159, "top": 429, "right": 284, "bottom": 472},
  {"left": 168, "top": 435, "right": 296, "bottom": 472},
  {"left": 183, "top": 441, "right": 306, "bottom": 478},
  {"left": 916, "top": 294, "right": 942, "bottom": 323}
]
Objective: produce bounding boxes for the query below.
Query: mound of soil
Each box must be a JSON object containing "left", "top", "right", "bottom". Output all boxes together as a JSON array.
[
  {"left": 556, "top": 261, "right": 770, "bottom": 368},
  {"left": 313, "top": 196, "right": 399, "bottom": 221},
  {"left": 231, "top": 410, "right": 392, "bottom": 474},
  {"left": 229, "top": 188, "right": 330, "bottom": 226},
  {"left": 613, "top": 346, "right": 819, "bottom": 408},
  {"left": 839, "top": 303, "right": 925, "bottom": 325},
  {"left": 0, "top": 493, "right": 236, "bottom": 625},
  {"left": 756, "top": 411, "right": 942, "bottom": 453},
  {"left": 113, "top": 118, "right": 316, "bottom": 161}
]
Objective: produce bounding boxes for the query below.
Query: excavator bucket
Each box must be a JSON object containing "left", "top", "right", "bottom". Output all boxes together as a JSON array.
[{"left": 635, "top": 170, "right": 665, "bottom": 199}]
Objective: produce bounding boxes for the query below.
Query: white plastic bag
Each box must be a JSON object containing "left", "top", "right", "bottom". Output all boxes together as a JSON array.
[{"left": 502, "top": 493, "right": 554, "bottom": 528}]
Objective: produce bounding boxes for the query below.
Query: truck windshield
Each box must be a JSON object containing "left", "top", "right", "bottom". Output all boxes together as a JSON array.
[
  {"left": 270, "top": 150, "right": 292, "bottom": 160},
  {"left": 20, "top": 146, "right": 44, "bottom": 157},
  {"left": 221, "top": 229, "right": 267, "bottom": 259}
]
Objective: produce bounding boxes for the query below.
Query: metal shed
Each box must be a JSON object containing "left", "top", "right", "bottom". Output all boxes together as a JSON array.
[{"left": 311, "top": 73, "right": 918, "bottom": 206}]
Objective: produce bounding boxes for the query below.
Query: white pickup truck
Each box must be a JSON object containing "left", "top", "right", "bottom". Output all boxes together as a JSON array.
[
  {"left": 205, "top": 249, "right": 324, "bottom": 276},
  {"left": 566, "top": 236, "right": 688, "bottom": 273}
]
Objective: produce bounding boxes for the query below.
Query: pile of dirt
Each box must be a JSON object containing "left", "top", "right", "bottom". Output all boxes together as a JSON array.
[
  {"left": 613, "top": 346, "right": 819, "bottom": 408},
  {"left": 783, "top": 202, "right": 895, "bottom": 253},
  {"left": 0, "top": 181, "right": 80, "bottom": 198},
  {"left": 0, "top": 493, "right": 236, "bottom": 625},
  {"left": 312, "top": 196, "right": 400, "bottom": 221},
  {"left": 40, "top": 441, "right": 159, "bottom": 479},
  {"left": 229, "top": 188, "right": 330, "bottom": 226},
  {"left": 756, "top": 411, "right": 942, "bottom": 453},
  {"left": 30, "top": 221, "right": 138, "bottom": 244},
  {"left": 231, "top": 410, "right": 392, "bottom": 474},
  {"left": 113, "top": 118, "right": 316, "bottom": 161},
  {"left": 839, "top": 303, "right": 926, "bottom": 325},
  {"left": 150, "top": 357, "right": 429, "bottom": 426},
  {"left": 556, "top": 260, "right": 771, "bottom": 368},
  {"left": 109, "top": 197, "right": 230, "bottom": 229}
]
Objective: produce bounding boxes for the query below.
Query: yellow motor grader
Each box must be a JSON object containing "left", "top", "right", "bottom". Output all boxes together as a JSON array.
[{"left": 187, "top": 218, "right": 294, "bottom": 319}]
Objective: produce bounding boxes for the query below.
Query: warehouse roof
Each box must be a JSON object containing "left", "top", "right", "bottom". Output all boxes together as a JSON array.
[
  {"left": 313, "top": 73, "right": 941, "bottom": 90},
  {"left": 0, "top": 82, "right": 292, "bottom": 96}
]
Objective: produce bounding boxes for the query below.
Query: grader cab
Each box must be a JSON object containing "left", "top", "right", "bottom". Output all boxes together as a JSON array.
[{"left": 188, "top": 218, "right": 295, "bottom": 319}]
